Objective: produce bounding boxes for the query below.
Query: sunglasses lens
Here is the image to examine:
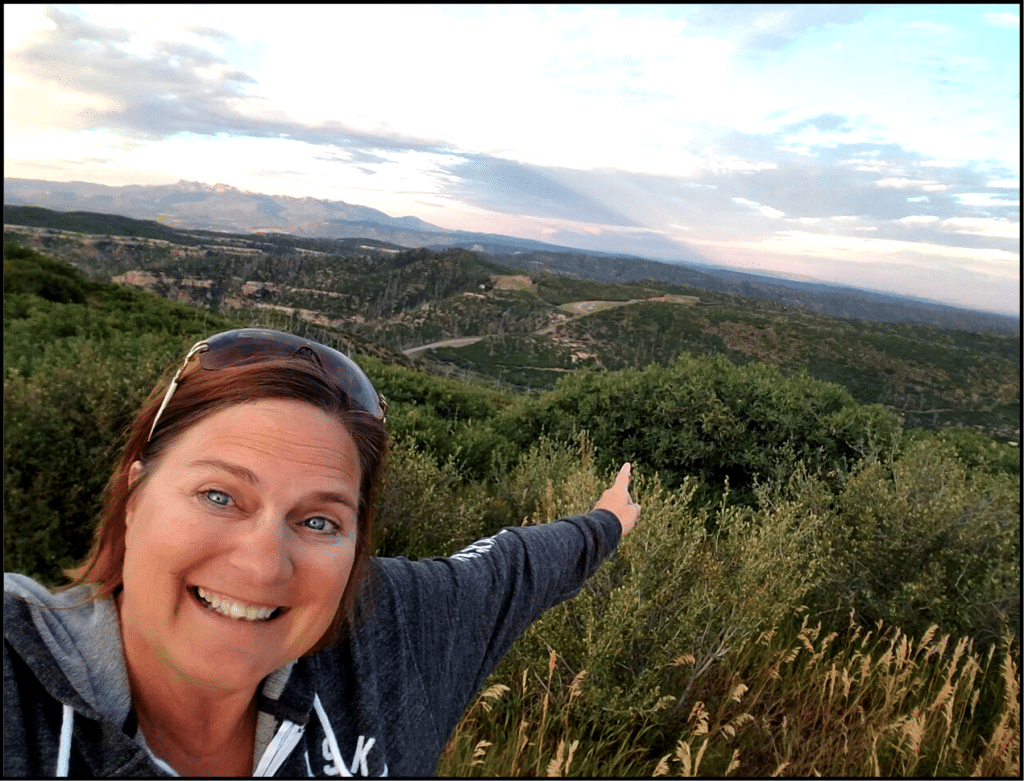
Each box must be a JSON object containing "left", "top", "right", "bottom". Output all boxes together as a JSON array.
[{"left": 197, "top": 329, "right": 385, "bottom": 419}]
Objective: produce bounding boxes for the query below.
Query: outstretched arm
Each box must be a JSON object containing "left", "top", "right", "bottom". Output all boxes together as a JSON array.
[{"left": 593, "top": 462, "right": 641, "bottom": 535}]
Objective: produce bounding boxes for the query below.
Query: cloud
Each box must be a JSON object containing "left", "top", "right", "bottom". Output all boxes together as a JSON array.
[
  {"left": 982, "top": 11, "right": 1019, "bottom": 30},
  {"left": 181, "top": 24, "right": 235, "bottom": 43},
  {"left": 441, "top": 155, "right": 642, "bottom": 227},
  {"left": 715, "top": 230, "right": 1019, "bottom": 284},
  {"left": 681, "top": 4, "right": 879, "bottom": 57},
  {"left": 942, "top": 217, "right": 1021, "bottom": 240},
  {"left": 421, "top": 112, "right": 1018, "bottom": 259},
  {"left": 781, "top": 113, "right": 855, "bottom": 133},
  {"left": 5, "top": 6, "right": 453, "bottom": 156},
  {"left": 874, "top": 215, "right": 1019, "bottom": 252},
  {"left": 873, "top": 178, "right": 949, "bottom": 192},
  {"left": 733, "top": 197, "right": 786, "bottom": 219}
]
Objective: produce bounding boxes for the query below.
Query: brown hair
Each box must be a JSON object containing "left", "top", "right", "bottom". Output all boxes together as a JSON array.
[{"left": 64, "top": 354, "right": 388, "bottom": 654}]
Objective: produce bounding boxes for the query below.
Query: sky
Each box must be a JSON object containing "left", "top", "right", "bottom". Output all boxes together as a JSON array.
[{"left": 4, "top": 4, "right": 1021, "bottom": 315}]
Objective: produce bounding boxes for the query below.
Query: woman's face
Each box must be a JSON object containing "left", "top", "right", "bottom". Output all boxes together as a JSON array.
[{"left": 119, "top": 399, "right": 361, "bottom": 695}]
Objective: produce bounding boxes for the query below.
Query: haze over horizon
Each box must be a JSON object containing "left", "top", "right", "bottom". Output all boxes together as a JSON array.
[{"left": 4, "top": 4, "right": 1020, "bottom": 316}]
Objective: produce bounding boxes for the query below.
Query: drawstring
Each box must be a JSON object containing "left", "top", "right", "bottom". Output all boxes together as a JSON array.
[
  {"left": 253, "top": 718, "right": 306, "bottom": 777},
  {"left": 255, "top": 692, "right": 347, "bottom": 777},
  {"left": 313, "top": 694, "right": 349, "bottom": 777},
  {"left": 56, "top": 704, "right": 74, "bottom": 777}
]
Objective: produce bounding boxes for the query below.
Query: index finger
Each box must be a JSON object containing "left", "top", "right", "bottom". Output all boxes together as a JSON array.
[{"left": 614, "top": 462, "right": 632, "bottom": 489}]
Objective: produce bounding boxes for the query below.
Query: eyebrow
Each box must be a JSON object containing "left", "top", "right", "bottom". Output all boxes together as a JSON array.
[
  {"left": 186, "top": 459, "right": 359, "bottom": 511},
  {"left": 188, "top": 458, "right": 260, "bottom": 485},
  {"left": 309, "top": 491, "right": 361, "bottom": 513}
]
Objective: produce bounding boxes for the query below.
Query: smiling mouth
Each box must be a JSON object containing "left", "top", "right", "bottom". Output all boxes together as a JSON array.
[{"left": 190, "top": 586, "right": 284, "bottom": 622}]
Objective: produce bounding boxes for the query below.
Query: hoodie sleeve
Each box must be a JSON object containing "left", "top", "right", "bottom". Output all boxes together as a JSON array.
[{"left": 368, "top": 509, "right": 622, "bottom": 741}]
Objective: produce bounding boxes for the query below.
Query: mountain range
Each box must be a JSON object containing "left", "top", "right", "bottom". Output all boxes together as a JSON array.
[{"left": 3, "top": 177, "right": 629, "bottom": 257}]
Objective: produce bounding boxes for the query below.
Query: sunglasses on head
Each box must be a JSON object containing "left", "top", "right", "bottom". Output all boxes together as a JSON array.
[{"left": 147, "top": 328, "right": 387, "bottom": 441}]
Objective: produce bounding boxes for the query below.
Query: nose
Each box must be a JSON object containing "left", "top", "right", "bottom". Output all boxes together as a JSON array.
[{"left": 227, "top": 515, "right": 294, "bottom": 585}]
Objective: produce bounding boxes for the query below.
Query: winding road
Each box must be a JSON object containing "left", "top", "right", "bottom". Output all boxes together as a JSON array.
[{"left": 401, "top": 294, "right": 698, "bottom": 357}]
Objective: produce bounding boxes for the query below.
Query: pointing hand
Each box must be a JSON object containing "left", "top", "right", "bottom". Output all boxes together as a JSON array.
[{"left": 594, "top": 462, "right": 640, "bottom": 535}]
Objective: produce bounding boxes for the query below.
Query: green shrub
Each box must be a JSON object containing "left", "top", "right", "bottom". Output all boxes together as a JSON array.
[
  {"left": 440, "top": 442, "right": 1020, "bottom": 777},
  {"left": 374, "top": 434, "right": 491, "bottom": 560},
  {"left": 494, "top": 440, "right": 828, "bottom": 748},
  {"left": 362, "top": 357, "right": 518, "bottom": 482},
  {"left": 494, "top": 354, "right": 902, "bottom": 506},
  {"left": 4, "top": 243, "right": 90, "bottom": 304},
  {"left": 3, "top": 247, "right": 234, "bottom": 584},
  {"left": 3, "top": 334, "right": 186, "bottom": 584},
  {"left": 818, "top": 438, "right": 1021, "bottom": 643},
  {"left": 902, "top": 426, "right": 1021, "bottom": 477}
]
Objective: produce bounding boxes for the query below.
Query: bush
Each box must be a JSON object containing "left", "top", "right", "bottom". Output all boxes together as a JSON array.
[
  {"left": 363, "top": 358, "right": 517, "bottom": 482},
  {"left": 902, "top": 426, "right": 1021, "bottom": 477},
  {"left": 4, "top": 243, "right": 90, "bottom": 304},
  {"left": 3, "top": 248, "right": 235, "bottom": 584},
  {"left": 494, "top": 440, "right": 828, "bottom": 744},
  {"left": 440, "top": 440, "right": 1021, "bottom": 777},
  {"left": 3, "top": 334, "right": 187, "bottom": 584},
  {"left": 494, "top": 354, "right": 902, "bottom": 506},
  {"left": 374, "top": 434, "right": 492, "bottom": 559},
  {"left": 818, "top": 439, "right": 1021, "bottom": 644}
]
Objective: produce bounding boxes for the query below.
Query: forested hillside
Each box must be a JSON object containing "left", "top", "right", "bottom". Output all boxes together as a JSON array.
[
  {"left": 4, "top": 244, "right": 1019, "bottom": 776},
  {"left": 5, "top": 199, "right": 1018, "bottom": 335},
  {"left": 4, "top": 210, "right": 1020, "bottom": 445}
]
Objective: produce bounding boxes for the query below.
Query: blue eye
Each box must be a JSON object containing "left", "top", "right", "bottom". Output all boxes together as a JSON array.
[
  {"left": 304, "top": 516, "right": 338, "bottom": 533},
  {"left": 204, "top": 489, "right": 232, "bottom": 507}
]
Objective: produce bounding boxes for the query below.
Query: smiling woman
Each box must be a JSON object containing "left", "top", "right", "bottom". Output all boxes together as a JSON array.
[
  {"left": 118, "top": 400, "right": 364, "bottom": 774},
  {"left": 3, "top": 328, "right": 639, "bottom": 778}
]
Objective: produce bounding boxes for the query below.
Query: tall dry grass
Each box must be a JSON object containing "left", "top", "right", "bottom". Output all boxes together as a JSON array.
[
  {"left": 436, "top": 438, "right": 1020, "bottom": 777},
  {"left": 439, "top": 611, "right": 1020, "bottom": 777}
]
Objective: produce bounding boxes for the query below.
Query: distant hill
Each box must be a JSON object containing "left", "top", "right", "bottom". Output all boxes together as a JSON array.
[
  {"left": 4, "top": 197, "right": 1018, "bottom": 336},
  {"left": 488, "top": 250, "right": 1021, "bottom": 336}
]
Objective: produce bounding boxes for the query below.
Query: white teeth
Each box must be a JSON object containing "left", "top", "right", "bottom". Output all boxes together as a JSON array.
[{"left": 196, "top": 586, "right": 277, "bottom": 621}]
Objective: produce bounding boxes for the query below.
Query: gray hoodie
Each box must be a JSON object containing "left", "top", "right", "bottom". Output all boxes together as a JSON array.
[{"left": 4, "top": 510, "right": 622, "bottom": 777}]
